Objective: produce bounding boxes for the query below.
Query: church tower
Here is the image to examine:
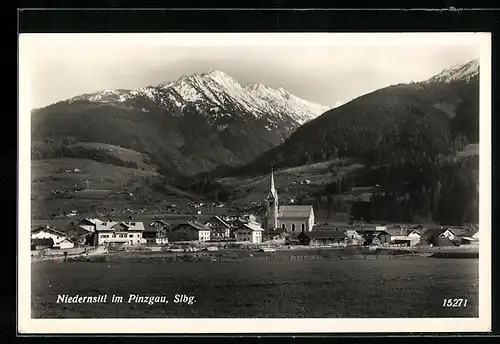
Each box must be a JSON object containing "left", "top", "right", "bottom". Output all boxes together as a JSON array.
[{"left": 265, "top": 168, "right": 279, "bottom": 230}]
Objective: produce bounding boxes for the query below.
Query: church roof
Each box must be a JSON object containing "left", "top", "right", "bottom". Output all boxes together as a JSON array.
[{"left": 278, "top": 205, "right": 313, "bottom": 219}]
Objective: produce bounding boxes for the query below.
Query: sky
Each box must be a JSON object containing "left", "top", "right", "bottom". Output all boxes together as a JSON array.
[{"left": 20, "top": 33, "right": 485, "bottom": 109}]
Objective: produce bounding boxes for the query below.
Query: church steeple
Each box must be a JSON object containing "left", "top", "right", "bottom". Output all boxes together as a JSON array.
[
  {"left": 266, "top": 167, "right": 278, "bottom": 201},
  {"left": 265, "top": 166, "right": 279, "bottom": 230}
]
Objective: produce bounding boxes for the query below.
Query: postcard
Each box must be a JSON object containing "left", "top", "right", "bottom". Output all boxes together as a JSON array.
[{"left": 18, "top": 32, "right": 491, "bottom": 334}]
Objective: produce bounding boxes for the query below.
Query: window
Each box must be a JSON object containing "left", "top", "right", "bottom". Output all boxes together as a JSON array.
[
  {"left": 292, "top": 224, "right": 296, "bottom": 232},
  {"left": 129, "top": 235, "right": 133, "bottom": 238},
  {"left": 301, "top": 224, "right": 305, "bottom": 231},
  {"left": 282, "top": 224, "right": 286, "bottom": 229}
]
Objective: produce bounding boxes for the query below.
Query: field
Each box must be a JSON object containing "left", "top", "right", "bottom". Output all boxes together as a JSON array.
[
  {"left": 31, "top": 257, "right": 478, "bottom": 318},
  {"left": 31, "top": 158, "right": 201, "bottom": 220},
  {"left": 219, "top": 158, "right": 367, "bottom": 206}
]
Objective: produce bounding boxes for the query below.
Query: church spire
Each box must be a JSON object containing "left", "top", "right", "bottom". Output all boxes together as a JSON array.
[
  {"left": 270, "top": 167, "right": 276, "bottom": 198},
  {"left": 266, "top": 166, "right": 278, "bottom": 201},
  {"left": 264, "top": 165, "right": 279, "bottom": 231}
]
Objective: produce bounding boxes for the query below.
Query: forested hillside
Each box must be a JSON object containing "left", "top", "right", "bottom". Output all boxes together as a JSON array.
[{"left": 220, "top": 59, "right": 480, "bottom": 226}]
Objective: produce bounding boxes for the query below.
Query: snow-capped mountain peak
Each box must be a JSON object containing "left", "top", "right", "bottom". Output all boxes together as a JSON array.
[
  {"left": 427, "top": 58, "right": 479, "bottom": 84},
  {"left": 67, "top": 70, "right": 331, "bottom": 124}
]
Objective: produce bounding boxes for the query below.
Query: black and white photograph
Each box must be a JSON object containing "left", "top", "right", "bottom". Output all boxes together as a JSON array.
[{"left": 18, "top": 32, "right": 491, "bottom": 333}]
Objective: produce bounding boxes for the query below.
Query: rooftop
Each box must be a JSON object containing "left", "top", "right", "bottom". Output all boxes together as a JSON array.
[
  {"left": 278, "top": 205, "right": 313, "bottom": 219},
  {"left": 299, "top": 230, "right": 347, "bottom": 239}
]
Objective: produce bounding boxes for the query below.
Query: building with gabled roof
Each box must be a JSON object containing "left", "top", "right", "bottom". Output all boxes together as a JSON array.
[
  {"left": 31, "top": 226, "right": 74, "bottom": 249},
  {"left": 235, "top": 221, "right": 264, "bottom": 243},
  {"left": 418, "top": 228, "right": 459, "bottom": 247},
  {"left": 78, "top": 218, "right": 103, "bottom": 233},
  {"left": 168, "top": 221, "right": 211, "bottom": 243},
  {"left": 92, "top": 221, "right": 145, "bottom": 246},
  {"left": 261, "top": 169, "right": 315, "bottom": 233},
  {"left": 205, "top": 215, "right": 232, "bottom": 240},
  {"left": 296, "top": 229, "right": 348, "bottom": 246},
  {"left": 142, "top": 220, "right": 170, "bottom": 245}
]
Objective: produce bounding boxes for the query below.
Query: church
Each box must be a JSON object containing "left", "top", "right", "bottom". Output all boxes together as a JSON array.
[{"left": 261, "top": 169, "right": 315, "bottom": 233}]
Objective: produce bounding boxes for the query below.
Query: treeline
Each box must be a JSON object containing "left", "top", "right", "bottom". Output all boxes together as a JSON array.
[
  {"left": 174, "top": 175, "right": 231, "bottom": 203},
  {"left": 230, "top": 78, "right": 478, "bottom": 178},
  {"left": 328, "top": 156, "right": 479, "bottom": 225},
  {"left": 31, "top": 137, "right": 140, "bottom": 169}
]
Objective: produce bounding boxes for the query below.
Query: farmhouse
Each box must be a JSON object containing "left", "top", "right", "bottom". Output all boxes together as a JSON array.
[
  {"left": 356, "top": 229, "right": 391, "bottom": 246},
  {"left": 457, "top": 229, "right": 479, "bottom": 245},
  {"left": 419, "top": 228, "right": 460, "bottom": 247},
  {"left": 262, "top": 227, "right": 287, "bottom": 241},
  {"left": 78, "top": 218, "right": 103, "bottom": 233},
  {"left": 387, "top": 229, "right": 422, "bottom": 246},
  {"left": 92, "top": 221, "right": 145, "bottom": 246},
  {"left": 235, "top": 221, "right": 264, "bottom": 244},
  {"left": 142, "top": 220, "right": 169, "bottom": 245},
  {"left": 31, "top": 226, "right": 75, "bottom": 249},
  {"left": 345, "top": 229, "right": 364, "bottom": 245},
  {"left": 168, "top": 221, "right": 211, "bottom": 242},
  {"left": 296, "top": 230, "right": 348, "bottom": 247},
  {"left": 205, "top": 215, "right": 231, "bottom": 240},
  {"left": 261, "top": 169, "right": 315, "bottom": 232}
]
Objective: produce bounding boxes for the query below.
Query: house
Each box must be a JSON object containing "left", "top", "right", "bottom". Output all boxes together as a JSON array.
[
  {"left": 472, "top": 230, "right": 479, "bottom": 240},
  {"left": 356, "top": 229, "right": 392, "bottom": 246},
  {"left": 262, "top": 227, "right": 287, "bottom": 241},
  {"left": 296, "top": 230, "right": 348, "bottom": 247},
  {"left": 419, "top": 228, "right": 460, "bottom": 247},
  {"left": 457, "top": 229, "right": 479, "bottom": 245},
  {"left": 345, "top": 229, "right": 364, "bottom": 245},
  {"left": 31, "top": 226, "right": 75, "bottom": 249},
  {"left": 205, "top": 216, "right": 232, "bottom": 240},
  {"left": 78, "top": 218, "right": 103, "bottom": 233},
  {"left": 386, "top": 227, "right": 408, "bottom": 241},
  {"left": 142, "top": 220, "right": 169, "bottom": 245},
  {"left": 235, "top": 221, "right": 264, "bottom": 243},
  {"left": 53, "top": 237, "right": 75, "bottom": 249},
  {"left": 168, "top": 221, "right": 211, "bottom": 243},
  {"left": 31, "top": 238, "right": 55, "bottom": 250},
  {"left": 92, "top": 221, "right": 145, "bottom": 246},
  {"left": 261, "top": 169, "right": 315, "bottom": 233}
]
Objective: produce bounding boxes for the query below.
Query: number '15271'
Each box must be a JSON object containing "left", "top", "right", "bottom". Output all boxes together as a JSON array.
[{"left": 442, "top": 299, "right": 468, "bottom": 307}]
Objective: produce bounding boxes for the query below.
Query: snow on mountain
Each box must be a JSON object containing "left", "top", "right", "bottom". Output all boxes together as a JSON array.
[
  {"left": 68, "top": 70, "right": 331, "bottom": 125},
  {"left": 427, "top": 58, "right": 479, "bottom": 84}
]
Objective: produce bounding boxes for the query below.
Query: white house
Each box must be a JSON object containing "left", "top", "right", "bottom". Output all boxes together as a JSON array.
[
  {"left": 235, "top": 221, "right": 264, "bottom": 244},
  {"left": 31, "top": 226, "right": 75, "bottom": 249},
  {"left": 93, "top": 221, "right": 145, "bottom": 246},
  {"left": 53, "top": 238, "right": 75, "bottom": 249}
]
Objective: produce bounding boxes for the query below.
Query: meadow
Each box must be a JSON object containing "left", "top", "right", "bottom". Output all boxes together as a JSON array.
[{"left": 31, "top": 257, "right": 478, "bottom": 318}]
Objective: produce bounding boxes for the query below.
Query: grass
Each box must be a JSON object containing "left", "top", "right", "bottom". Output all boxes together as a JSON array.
[
  {"left": 219, "top": 158, "right": 366, "bottom": 205},
  {"left": 31, "top": 158, "right": 202, "bottom": 220},
  {"left": 32, "top": 257, "right": 478, "bottom": 318}
]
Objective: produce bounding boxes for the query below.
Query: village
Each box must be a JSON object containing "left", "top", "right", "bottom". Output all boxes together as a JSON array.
[{"left": 31, "top": 171, "right": 480, "bottom": 258}]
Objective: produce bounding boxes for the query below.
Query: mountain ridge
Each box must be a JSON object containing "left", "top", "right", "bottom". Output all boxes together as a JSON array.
[
  {"left": 65, "top": 70, "right": 330, "bottom": 125},
  {"left": 225, "top": 58, "right": 480, "bottom": 177},
  {"left": 31, "top": 70, "right": 331, "bottom": 177}
]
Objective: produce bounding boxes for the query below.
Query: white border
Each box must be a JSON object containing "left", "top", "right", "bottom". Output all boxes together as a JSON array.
[{"left": 18, "top": 32, "right": 492, "bottom": 334}]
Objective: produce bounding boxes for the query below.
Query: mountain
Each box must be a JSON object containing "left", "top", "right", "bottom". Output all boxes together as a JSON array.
[
  {"left": 426, "top": 58, "right": 479, "bottom": 84},
  {"left": 215, "top": 59, "right": 480, "bottom": 226},
  {"left": 232, "top": 58, "right": 480, "bottom": 176},
  {"left": 31, "top": 70, "right": 330, "bottom": 177}
]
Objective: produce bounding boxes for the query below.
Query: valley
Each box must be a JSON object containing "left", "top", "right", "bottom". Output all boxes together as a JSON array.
[{"left": 30, "top": 59, "right": 480, "bottom": 230}]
